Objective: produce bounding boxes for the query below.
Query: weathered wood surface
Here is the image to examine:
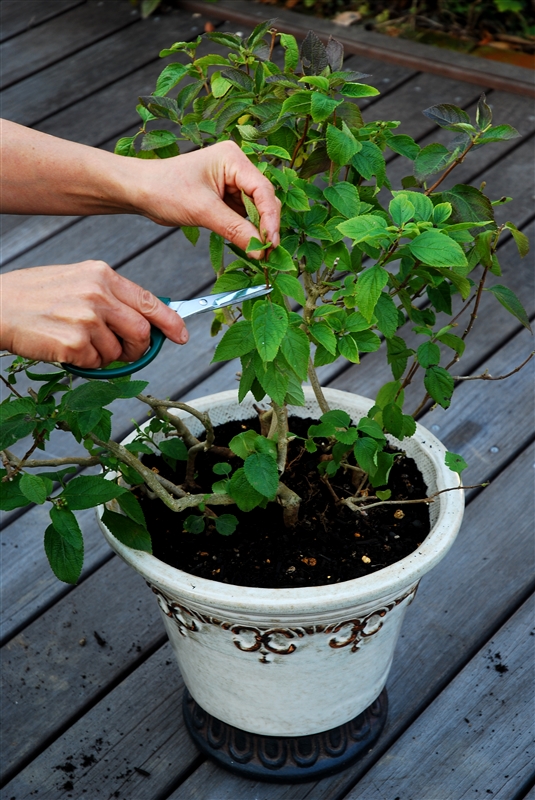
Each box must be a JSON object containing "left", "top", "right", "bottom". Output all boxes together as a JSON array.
[
  {"left": 344, "top": 597, "right": 535, "bottom": 800},
  {"left": 0, "top": 0, "right": 137, "bottom": 90},
  {"left": 0, "top": 0, "right": 84, "bottom": 43},
  {"left": 180, "top": 0, "right": 535, "bottom": 97},
  {"left": 1, "top": 3, "right": 534, "bottom": 798}
]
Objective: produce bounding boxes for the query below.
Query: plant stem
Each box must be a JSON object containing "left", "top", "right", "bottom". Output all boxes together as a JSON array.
[
  {"left": 272, "top": 401, "right": 289, "bottom": 473},
  {"left": 290, "top": 115, "right": 310, "bottom": 169},
  {"left": 307, "top": 358, "right": 330, "bottom": 415},
  {"left": 425, "top": 140, "right": 475, "bottom": 196}
]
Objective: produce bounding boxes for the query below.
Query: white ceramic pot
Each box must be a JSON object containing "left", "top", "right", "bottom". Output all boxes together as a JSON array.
[{"left": 97, "top": 388, "right": 464, "bottom": 738}]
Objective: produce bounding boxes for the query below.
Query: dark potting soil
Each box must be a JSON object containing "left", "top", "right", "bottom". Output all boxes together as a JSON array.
[{"left": 136, "top": 416, "right": 430, "bottom": 589}]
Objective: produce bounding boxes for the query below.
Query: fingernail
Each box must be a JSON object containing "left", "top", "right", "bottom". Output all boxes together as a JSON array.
[{"left": 180, "top": 329, "right": 189, "bottom": 344}]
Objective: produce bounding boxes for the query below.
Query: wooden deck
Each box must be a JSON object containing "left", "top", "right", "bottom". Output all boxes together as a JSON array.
[{"left": 1, "top": 1, "right": 534, "bottom": 798}]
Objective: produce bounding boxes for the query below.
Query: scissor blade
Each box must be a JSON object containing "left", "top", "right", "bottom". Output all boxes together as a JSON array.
[{"left": 169, "top": 285, "right": 272, "bottom": 318}]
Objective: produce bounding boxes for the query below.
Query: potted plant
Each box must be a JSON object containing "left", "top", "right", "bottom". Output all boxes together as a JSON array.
[{"left": 1, "top": 21, "right": 531, "bottom": 782}]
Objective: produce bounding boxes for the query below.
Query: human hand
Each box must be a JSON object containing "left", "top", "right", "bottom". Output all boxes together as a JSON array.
[
  {"left": 132, "top": 141, "right": 281, "bottom": 257},
  {"left": 0, "top": 262, "right": 188, "bottom": 368}
]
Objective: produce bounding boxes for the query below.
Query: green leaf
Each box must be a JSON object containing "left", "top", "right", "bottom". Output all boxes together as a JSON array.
[
  {"left": 376, "top": 489, "right": 391, "bottom": 501},
  {"left": 275, "top": 274, "right": 305, "bottom": 307},
  {"left": 414, "top": 143, "right": 453, "bottom": 180},
  {"left": 117, "top": 492, "right": 146, "bottom": 527},
  {"left": 102, "top": 508, "right": 152, "bottom": 552},
  {"left": 267, "top": 245, "right": 295, "bottom": 272},
  {"left": 382, "top": 402, "right": 404, "bottom": 438},
  {"left": 351, "top": 141, "right": 387, "bottom": 186},
  {"left": 229, "top": 429, "right": 260, "bottom": 460},
  {"left": 357, "top": 417, "right": 386, "bottom": 442},
  {"left": 213, "top": 320, "right": 255, "bottom": 362},
  {"left": 409, "top": 230, "right": 467, "bottom": 268},
  {"left": 484, "top": 285, "right": 532, "bottom": 331},
  {"left": 387, "top": 134, "right": 420, "bottom": 160},
  {"left": 422, "top": 104, "right": 471, "bottom": 130},
  {"left": 323, "top": 182, "right": 360, "bottom": 218},
  {"left": 386, "top": 335, "right": 413, "bottom": 380},
  {"left": 424, "top": 366, "right": 455, "bottom": 408},
  {"left": 310, "top": 93, "right": 342, "bottom": 123},
  {"left": 369, "top": 450, "right": 395, "bottom": 488},
  {"left": 50, "top": 505, "right": 84, "bottom": 550},
  {"left": 280, "top": 91, "right": 312, "bottom": 117},
  {"left": 209, "top": 232, "right": 224, "bottom": 273},
  {"left": 339, "top": 334, "right": 361, "bottom": 362},
  {"left": 141, "top": 130, "right": 177, "bottom": 151},
  {"left": 375, "top": 293, "right": 399, "bottom": 338},
  {"left": 159, "top": 437, "right": 188, "bottom": 461},
  {"left": 433, "top": 202, "right": 453, "bottom": 225},
  {"left": 255, "top": 355, "right": 290, "bottom": 405},
  {"left": 20, "top": 473, "right": 48, "bottom": 505},
  {"left": 326, "top": 121, "right": 361, "bottom": 166},
  {"left": 183, "top": 514, "right": 205, "bottom": 534},
  {"left": 0, "top": 472, "right": 32, "bottom": 511},
  {"left": 441, "top": 185, "right": 495, "bottom": 225},
  {"left": 66, "top": 382, "right": 120, "bottom": 411},
  {"left": 252, "top": 302, "right": 288, "bottom": 362},
  {"left": 389, "top": 194, "right": 415, "bottom": 226},
  {"left": 215, "top": 514, "right": 238, "bottom": 536},
  {"left": 321, "top": 409, "right": 351, "bottom": 428},
  {"left": 155, "top": 62, "right": 188, "bottom": 96},
  {"left": 63, "top": 475, "right": 125, "bottom": 510},
  {"left": 228, "top": 467, "right": 264, "bottom": 511},
  {"left": 114, "top": 136, "right": 136, "bottom": 157},
  {"left": 478, "top": 124, "right": 520, "bottom": 144},
  {"left": 244, "top": 452, "right": 279, "bottom": 499},
  {"left": 355, "top": 265, "right": 389, "bottom": 322},
  {"left": 504, "top": 222, "right": 530, "bottom": 258},
  {"left": 401, "top": 414, "right": 417, "bottom": 438},
  {"left": 44, "top": 524, "right": 83, "bottom": 584},
  {"left": 241, "top": 192, "right": 260, "bottom": 228},
  {"left": 437, "top": 332, "right": 465, "bottom": 357},
  {"left": 0, "top": 415, "right": 36, "bottom": 451},
  {"left": 0, "top": 396, "right": 35, "bottom": 422},
  {"left": 309, "top": 322, "right": 337, "bottom": 355},
  {"left": 476, "top": 94, "right": 492, "bottom": 129},
  {"left": 445, "top": 451, "right": 468, "bottom": 474},
  {"left": 285, "top": 186, "right": 310, "bottom": 212},
  {"left": 351, "top": 331, "right": 381, "bottom": 353},
  {"left": 417, "top": 341, "right": 441, "bottom": 368},
  {"left": 337, "top": 214, "right": 388, "bottom": 244},
  {"left": 281, "top": 326, "right": 310, "bottom": 381},
  {"left": 340, "top": 83, "right": 379, "bottom": 98},
  {"left": 354, "top": 436, "right": 380, "bottom": 475},
  {"left": 280, "top": 33, "right": 299, "bottom": 71}
]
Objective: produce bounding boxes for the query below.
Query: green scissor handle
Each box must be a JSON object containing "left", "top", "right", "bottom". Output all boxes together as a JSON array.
[{"left": 62, "top": 297, "right": 171, "bottom": 380}]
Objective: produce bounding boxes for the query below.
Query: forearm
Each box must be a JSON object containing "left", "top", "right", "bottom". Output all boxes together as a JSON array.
[{"left": 0, "top": 119, "right": 139, "bottom": 216}]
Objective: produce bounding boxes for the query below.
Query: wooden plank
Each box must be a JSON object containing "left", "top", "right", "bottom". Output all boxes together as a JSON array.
[
  {"left": 0, "top": 0, "right": 84, "bottom": 43},
  {"left": 0, "top": 0, "right": 137, "bottom": 89},
  {"left": 0, "top": 9, "right": 208, "bottom": 127},
  {"left": 179, "top": 0, "right": 535, "bottom": 98},
  {"left": 2, "top": 643, "right": 201, "bottom": 800},
  {"left": 157, "top": 441, "right": 535, "bottom": 798},
  {"left": 0, "top": 555, "right": 166, "bottom": 784},
  {"left": 343, "top": 597, "right": 535, "bottom": 800}
]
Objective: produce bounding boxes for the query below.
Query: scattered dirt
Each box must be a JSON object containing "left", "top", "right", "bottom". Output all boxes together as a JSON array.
[{"left": 137, "top": 416, "right": 431, "bottom": 588}]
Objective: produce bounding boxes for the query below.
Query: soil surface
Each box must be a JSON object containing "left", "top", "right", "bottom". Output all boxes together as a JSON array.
[{"left": 137, "top": 416, "right": 430, "bottom": 589}]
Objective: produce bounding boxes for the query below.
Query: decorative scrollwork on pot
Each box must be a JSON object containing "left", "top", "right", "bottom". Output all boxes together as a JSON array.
[{"left": 147, "top": 582, "right": 418, "bottom": 660}]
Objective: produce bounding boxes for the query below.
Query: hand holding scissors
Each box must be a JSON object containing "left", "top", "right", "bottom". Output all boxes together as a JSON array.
[{"left": 62, "top": 285, "right": 272, "bottom": 379}]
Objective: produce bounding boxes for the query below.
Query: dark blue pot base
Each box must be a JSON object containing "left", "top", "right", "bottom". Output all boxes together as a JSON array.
[{"left": 183, "top": 687, "right": 388, "bottom": 783}]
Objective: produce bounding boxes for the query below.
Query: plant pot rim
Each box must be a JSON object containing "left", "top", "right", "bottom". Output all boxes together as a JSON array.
[{"left": 98, "top": 388, "right": 464, "bottom": 616}]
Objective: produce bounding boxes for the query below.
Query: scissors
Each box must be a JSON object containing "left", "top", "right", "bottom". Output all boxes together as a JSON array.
[{"left": 62, "top": 285, "right": 272, "bottom": 379}]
